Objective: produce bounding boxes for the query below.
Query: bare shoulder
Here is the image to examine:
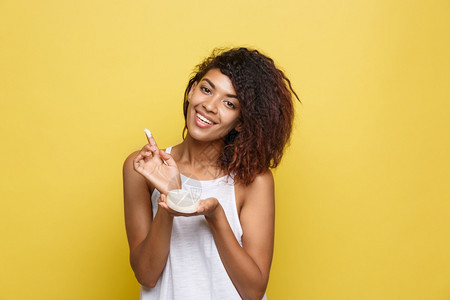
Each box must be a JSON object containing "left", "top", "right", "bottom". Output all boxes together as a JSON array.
[
  {"left": 246, "top": 170, "right": 274, "bottom": 193},
  {"left": 235, "top": 170, "right": 274, "bottom": 213},
  {"left": 243, "top": 169, "right": 274, "bottom": 200}
]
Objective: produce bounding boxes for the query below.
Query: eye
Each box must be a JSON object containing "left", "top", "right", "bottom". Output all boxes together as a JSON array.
[
  {"left": 200, "top": 86, "right": 212, "bottom": 94},
  {"left": 224, "top": 100, "right": 236, "bottom": 109}
]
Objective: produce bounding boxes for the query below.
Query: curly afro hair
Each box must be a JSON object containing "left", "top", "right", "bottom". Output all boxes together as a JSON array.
[{"left": 183, "top": 47, "right": 300, "bottom": 185}]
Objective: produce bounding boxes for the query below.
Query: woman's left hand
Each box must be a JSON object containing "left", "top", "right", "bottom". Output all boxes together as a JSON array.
[{"left": 157, "top": 194, "right": 220, "bottom": 218}]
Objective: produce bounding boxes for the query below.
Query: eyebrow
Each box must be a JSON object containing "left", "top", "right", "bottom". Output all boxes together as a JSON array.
[{"left": 202, "top": 78, "right": 238, "bottom": 99}]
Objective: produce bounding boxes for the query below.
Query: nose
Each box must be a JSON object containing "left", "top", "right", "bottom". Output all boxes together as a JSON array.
[{"left": 202, "top": 96, "right": 218, "bottom": 114}]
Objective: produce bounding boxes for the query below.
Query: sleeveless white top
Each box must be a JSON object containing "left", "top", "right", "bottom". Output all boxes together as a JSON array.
[{"left": 140, "top": 146, "right": 267, "bottom": 300}]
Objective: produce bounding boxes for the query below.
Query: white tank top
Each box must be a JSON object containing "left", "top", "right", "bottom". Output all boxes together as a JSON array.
[{"left": 141, "top": 146, "right": 267, "bottom": 300}]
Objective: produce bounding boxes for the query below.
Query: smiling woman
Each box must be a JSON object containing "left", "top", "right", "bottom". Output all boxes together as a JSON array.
[
  {"left": 186, "top": 69, "right": 242, "bottom": 143},
  {"left": 123, "top": 47, "right": 300, "bottom": 300}
]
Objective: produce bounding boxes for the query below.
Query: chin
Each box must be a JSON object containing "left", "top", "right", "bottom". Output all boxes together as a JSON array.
[
  {"left": 187, "top": 130, "right": 216, "bottom": 142},
  {"left": 186, "top": 127, "right": 227, "bottom": 143}
]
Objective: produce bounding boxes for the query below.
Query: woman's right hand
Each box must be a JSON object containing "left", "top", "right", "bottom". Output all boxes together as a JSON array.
[
  {"left": 157, "top": 194, "right": 220, "bottom": 218},
  {"left": 133, "top": 131, "right": 181, "bottom": 195}
]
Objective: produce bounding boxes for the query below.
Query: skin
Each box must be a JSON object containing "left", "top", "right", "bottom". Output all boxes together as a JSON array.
[{"left": 123, "top": 69, "right": 275, "bottom": 300}]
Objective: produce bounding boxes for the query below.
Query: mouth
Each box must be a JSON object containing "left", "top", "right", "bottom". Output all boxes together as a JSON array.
[{"left": 196, "top": 112, "right": 216, "bottom": 126}]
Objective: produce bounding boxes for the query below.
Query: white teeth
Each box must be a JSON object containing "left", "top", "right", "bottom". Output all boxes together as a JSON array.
[{"left": 196, "top": 113, "right": 214, "bottom": 125}]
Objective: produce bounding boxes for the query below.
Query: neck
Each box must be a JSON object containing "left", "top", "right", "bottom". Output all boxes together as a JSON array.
[{"left": 177, "top": 134, "right": 224, "bottom": 169}]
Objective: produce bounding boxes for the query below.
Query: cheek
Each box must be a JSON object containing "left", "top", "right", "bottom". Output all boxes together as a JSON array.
[
  {"left": 187, "top": 95, "right": 202, "bottom": 110},
  {"left": 229, "top": 110, "right": 241, "bottom": 124},
  {"left": 224, "top": 115, "right": 241, "bottom": 130}
]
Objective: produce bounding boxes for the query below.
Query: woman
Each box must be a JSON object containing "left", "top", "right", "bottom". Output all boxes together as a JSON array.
[{"left": 123, "top": 47, "right": 299, "bottom": 300}]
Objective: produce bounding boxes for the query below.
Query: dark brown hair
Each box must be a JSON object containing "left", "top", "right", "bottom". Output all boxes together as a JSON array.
[{"left": 183, "top": 47, "right": 300, "bottom": 185}]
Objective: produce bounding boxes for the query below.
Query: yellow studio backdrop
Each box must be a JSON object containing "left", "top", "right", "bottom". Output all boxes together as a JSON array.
[{"left": 1, "top": 0, "right": 449, "bottom": 299}]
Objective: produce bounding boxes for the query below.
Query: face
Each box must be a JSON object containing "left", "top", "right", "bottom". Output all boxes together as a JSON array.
[{"left": 186, "top": 68, "right": 241, "bottom": 142}]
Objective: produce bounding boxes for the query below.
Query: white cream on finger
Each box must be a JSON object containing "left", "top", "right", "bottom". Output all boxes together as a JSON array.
[{"left": 144, "top": 128, "right": 152, "bottom": 139}]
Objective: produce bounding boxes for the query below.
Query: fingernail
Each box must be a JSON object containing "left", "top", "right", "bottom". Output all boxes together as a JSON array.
[{"left": 144, "top": 128, "right": 152, "bottom": 138}]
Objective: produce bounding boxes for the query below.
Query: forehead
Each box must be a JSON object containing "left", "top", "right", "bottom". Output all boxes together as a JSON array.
[{"left": 201, "top": 69, "right": 236, "bottom": 95}]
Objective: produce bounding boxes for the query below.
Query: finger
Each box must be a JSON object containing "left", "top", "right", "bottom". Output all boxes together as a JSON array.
[
  {"left": 138, "top": 159, "right": 146, "bottom": 169},
  {"left": 141, "top": 150, "right": 153, "bottom": 159},
  {"left": 158, "top": 194, "right": 166, "bottom": 203},
  {"left": 133, "top": 159, "right": 140, "bottom": 171},
  {"left": 137, "top": 150, "right": 152, "bottom": 160},
  {"left": 133, "top": 158, "right": 144, "bottom": 173},
  {"left": 135, "top": 152, "right": 152, "bottom": 167},
  {"left": 143, "top": 145, "right": 160, "bottom": 160},
  {"left": 197, "top": 206, "right": 206, "bottom": 214},
  {"left": 144, "top": 129, "right": 159, "bottom": 149},
  {"left": 142, "top": 144, "right": 158, "bottom": 154},
  {"left": 143, "top": 153, "right": 152, "bottom": 163},
  {"left": 133, "top": 153, "right": 144, "bottom": 166},
  {"left": 197, "top": 200, "right": 209, "bottom": 213},
  {"left": 159, "top": 150, "right": 177, "bottom": 167}
]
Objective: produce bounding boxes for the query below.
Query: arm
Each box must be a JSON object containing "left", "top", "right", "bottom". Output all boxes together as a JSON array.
[
  {"left": 123, "top": 151, "right": 175, "bottom": 288},
  {"left": 205, "top": 170, "right": 275, "bottom": 300}
]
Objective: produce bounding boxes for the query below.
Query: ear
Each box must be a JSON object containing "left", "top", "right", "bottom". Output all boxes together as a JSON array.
[
  {"left": 234, "top": 121, "right": 242, "bottom": 132},
  {"left": 188, "top": 81, "right": 197, "bottom": 100}
]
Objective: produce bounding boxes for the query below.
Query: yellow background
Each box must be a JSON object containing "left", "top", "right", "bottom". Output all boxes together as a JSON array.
[{"left": 1, "top": 0, "right": 449, "bottom": 299}]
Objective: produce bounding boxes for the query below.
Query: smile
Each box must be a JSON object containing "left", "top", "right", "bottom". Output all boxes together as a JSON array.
[{"left": 196, "top": 112, "right": 215, "bottom": 125}]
